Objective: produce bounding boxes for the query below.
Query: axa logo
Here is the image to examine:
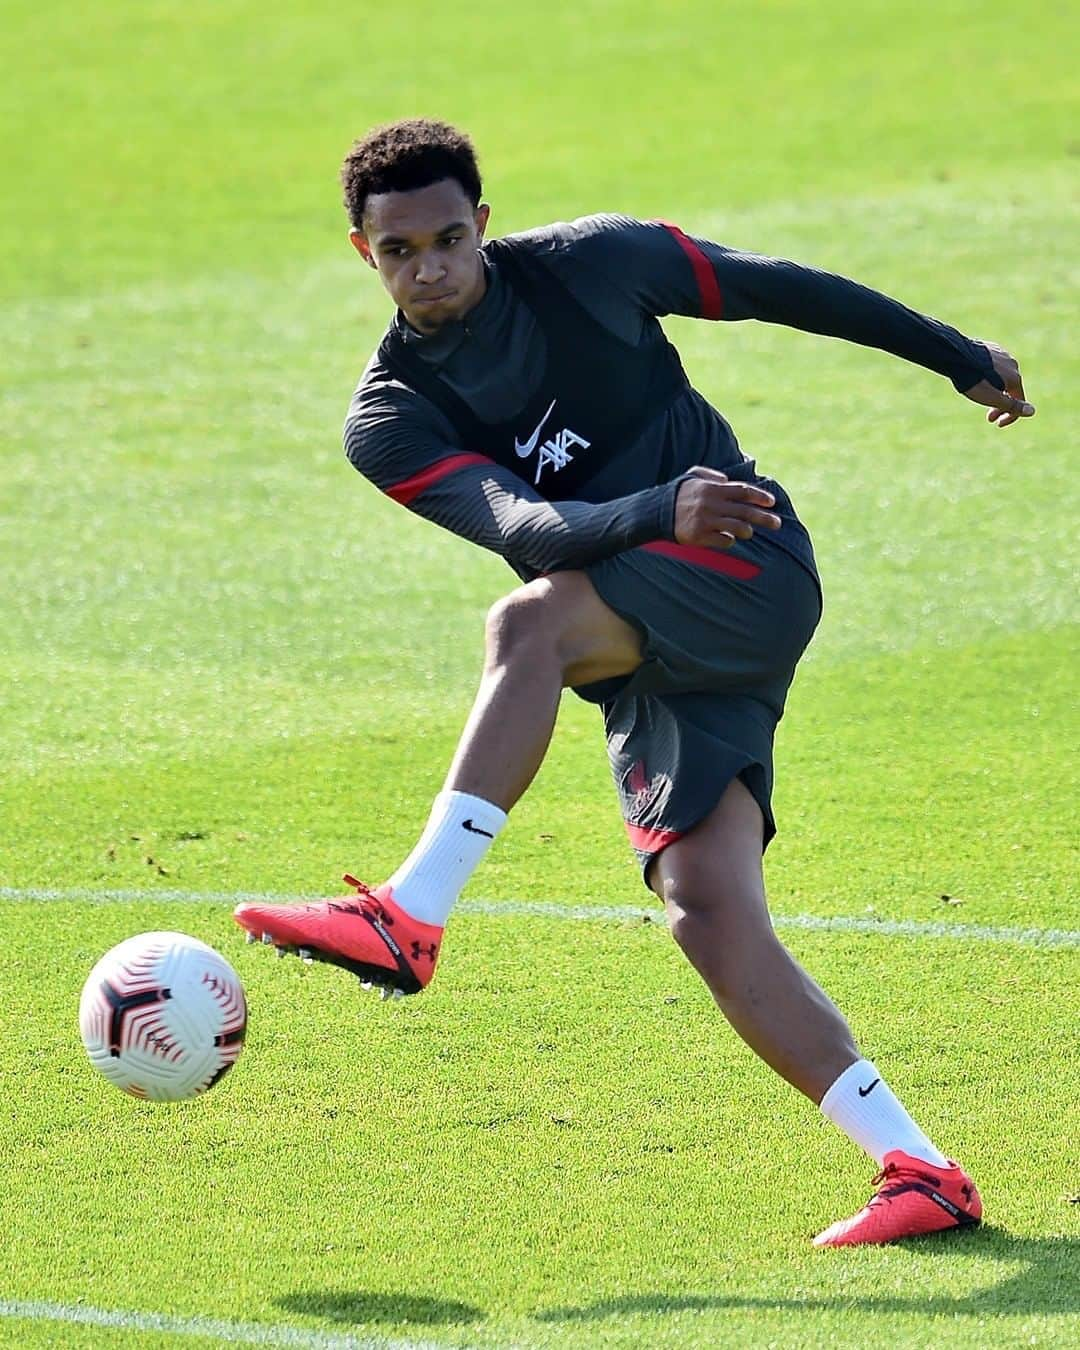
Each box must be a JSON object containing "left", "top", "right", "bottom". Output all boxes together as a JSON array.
[{"left": 514, "top": 398, "right": 590, "bottom": 485}]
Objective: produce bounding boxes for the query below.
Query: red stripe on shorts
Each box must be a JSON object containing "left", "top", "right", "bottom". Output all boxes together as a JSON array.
[
  {"left": 626, "top": 822, "right": 683, "bottom": 853},
  {"left": 640, "top": 539, "right": 762, "bottom": 580},
  {"left": 657, "top": 221, "right": 723, "bottom": 320},
  {"left": 385, "top": 453, "right": 493, "bottom": 506}
]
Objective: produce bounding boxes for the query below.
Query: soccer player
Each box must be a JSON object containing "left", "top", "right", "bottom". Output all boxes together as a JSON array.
[{"left": 235, "top": 120, "right": 1034, "bottom": 1247}]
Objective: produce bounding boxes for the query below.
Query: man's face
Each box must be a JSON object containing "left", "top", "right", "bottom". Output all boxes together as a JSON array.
[{"left": 351, "top": 179, "right": 490, "bottom": 334}]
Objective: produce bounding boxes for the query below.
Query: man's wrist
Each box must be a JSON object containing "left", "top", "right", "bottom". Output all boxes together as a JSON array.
[
  {"left": 659, "top": 476, "right": 690, "bottom": 541},
  {"left": 949, "top": 339, "right": 1001, "bottom": 395}
]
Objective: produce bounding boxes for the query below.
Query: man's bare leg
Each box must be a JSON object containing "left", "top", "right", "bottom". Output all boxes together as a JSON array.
[
  {"left": 650, "top": 777, "right": 858, "bottom": 1101},
  {"left": 651, "top": 777, "right": 953, "bottom": 1169}
]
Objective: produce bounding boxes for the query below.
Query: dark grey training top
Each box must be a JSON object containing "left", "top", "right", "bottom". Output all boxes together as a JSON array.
[{"left": 344, "top": 214, "right": 996, "bottom": 579}]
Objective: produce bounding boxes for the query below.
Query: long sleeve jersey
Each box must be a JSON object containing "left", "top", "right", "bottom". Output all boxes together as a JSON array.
[{"left": 344, "top": 214, "right": 997, "bottom": 580}]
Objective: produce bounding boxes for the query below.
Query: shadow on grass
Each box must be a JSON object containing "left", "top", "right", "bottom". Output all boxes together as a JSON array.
[
  {"left": 534, "top": 1229, "right": 1079, "bottom": 1323},
  {"left": 278, "top": 1290, "right": 485, "bottom": 1326}
]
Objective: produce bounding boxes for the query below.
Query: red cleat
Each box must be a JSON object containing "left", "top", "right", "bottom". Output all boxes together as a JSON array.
[
  {"left": 813, "top": 1150, "right": 982, "bottom": 1248},
  {"left": 233, "top": 876, "right": 443, "bottom": 997}
]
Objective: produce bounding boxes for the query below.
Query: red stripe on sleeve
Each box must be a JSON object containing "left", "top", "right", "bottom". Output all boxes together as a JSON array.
[
  {"left": 384, "top": 452, "right": 494, "bottom": 506},
  {"left": 657, "top": 221, "right": 723, "bottom": 320},
  {"left": 640, "top": 539, "right": 761, "bottom": 580}
]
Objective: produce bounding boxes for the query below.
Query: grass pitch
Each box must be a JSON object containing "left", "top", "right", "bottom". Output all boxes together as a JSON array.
[{"left": 2, "top": 0, "right": 1078, "bottom": 1346}]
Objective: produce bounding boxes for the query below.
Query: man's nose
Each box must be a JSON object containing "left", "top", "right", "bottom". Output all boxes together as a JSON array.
[{"left": 414, "top": 251, "right": 446, "bottom": 284}]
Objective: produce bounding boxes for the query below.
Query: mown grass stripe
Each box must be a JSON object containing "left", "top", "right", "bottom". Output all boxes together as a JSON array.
[
  {"left": 1, "top": 888, "right": 1075, "bottom": 949},
  {"left": 0, "top": 1298, "right": 458, "bottom": 1349}
]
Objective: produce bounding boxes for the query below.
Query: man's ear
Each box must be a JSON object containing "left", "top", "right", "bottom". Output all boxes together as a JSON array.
[
  {"left": 475, "top": 204, "right": 491, "bottom": 240},
  {"left": 349, "top": 229, "right": 378, "bottom": 269}
]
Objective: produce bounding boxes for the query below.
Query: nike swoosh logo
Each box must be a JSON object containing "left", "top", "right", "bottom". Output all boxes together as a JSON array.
[
  {"left": 514, "top": 398, "right": 557, "bottom": 459},
  {"left": 858, "top": 1078, "right": 881, "bottom": 1098},
  {"left": 462, "top": 819, "right": 494, "bottom": 838}
]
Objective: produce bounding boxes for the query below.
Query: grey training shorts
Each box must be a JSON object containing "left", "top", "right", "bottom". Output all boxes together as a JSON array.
[{"left": 576, "top": 530, "right": 822, "bottom": 881}]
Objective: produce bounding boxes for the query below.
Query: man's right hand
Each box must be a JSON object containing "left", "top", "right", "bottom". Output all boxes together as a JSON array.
[
  {"left": 962, "top": 340, "right": 1035, "bottom": 427},
  {"left": 674, "top": 467, "right": 783, "bottom": 549}
]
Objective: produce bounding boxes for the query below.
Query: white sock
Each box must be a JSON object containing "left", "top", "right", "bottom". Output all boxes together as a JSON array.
[
  {"left": 819, "top": 1059, "right": 950, "bottom": 1167},
  {"left": 385, "top": 790, "right": 507, "bottom": 927}
]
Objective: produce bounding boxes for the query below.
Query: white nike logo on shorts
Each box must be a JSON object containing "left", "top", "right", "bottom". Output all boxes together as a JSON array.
[{"left": 514, "top": 398, "right": 558, "bottom": 459}]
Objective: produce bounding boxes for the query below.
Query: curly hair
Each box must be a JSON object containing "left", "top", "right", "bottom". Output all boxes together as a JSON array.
[{"left": 341, "top": 119, "right": 483, "bottom": 228}]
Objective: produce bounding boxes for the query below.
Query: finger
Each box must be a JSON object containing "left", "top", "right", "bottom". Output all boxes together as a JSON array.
[
  {"left": 730, "top": 485, "right": 777, "bottom": 507},
  {"left": 709, "top": 481, "right": 777, "bottom": 507},
  {"left": 965, "top": 378, "right": 1033, "bottom": 416},
  {"left": 710, "top": 504, "right": 782, "bottom": 530},
  {"left": 1008, "top": 371, "right": 1027, "bottom": 402},
  {"left": 1003, "top": 390, "right": 1034, "bottom": 417},
  {"left": 986, "top": 385, "right": 1018, "bottom": 412},
  {"left": 1004, "top": 392, "right": 1034, "bottom": 423},
  {"left": 707, "top": 518, "right": 754, "bottom": 541},
  {"left": 703, "top": 519, "right": 747, "bottom": 542},
  {"left": 1004, "top": 364, "right": 1031, "bottom": 394},
  {"left": 686, "top": 465, "right": 729, "bottom": 483},
  {"left": 982, "top": 390, "right": 1034, "bottom": 423},
  {"left": 715, "top": 514, "right": 780, "bottom": 539}
]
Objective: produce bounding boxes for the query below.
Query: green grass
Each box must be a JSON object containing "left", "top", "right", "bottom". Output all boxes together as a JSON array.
[
  {"left": 2, "top": 0, "right": 1078, "bottom": 1345},
  {"left": 1, "top": 905, "right": 1078, "bottom": 1349}
]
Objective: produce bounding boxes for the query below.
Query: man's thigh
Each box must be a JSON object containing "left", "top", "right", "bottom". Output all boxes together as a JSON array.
[{"left": 507, "top": 570, "right": 645, "bottom": 687}]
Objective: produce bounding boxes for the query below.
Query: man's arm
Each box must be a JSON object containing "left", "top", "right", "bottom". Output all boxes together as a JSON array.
[
  {"left": 345, "top": 383, "right": 779, "bottom": 575},
  {"left": 553, "top": 215, "right": 1034, "bottom": 423},
  {"left": 384, "top": 456, "right": 682, "bottom": 576},
  {"left": 344, "top": 383, "right": 677, "bottom": 575},
  {"left": 680, "top": 230, "right": 1034, "bottom": 422}
]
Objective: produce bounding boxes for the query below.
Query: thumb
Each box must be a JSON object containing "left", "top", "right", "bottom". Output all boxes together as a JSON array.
[
  {"left": 997, "top": 390, "right": 1036, "bottom": 417},
  {"left": 964, "top": 378, "right": 1035, "bottom": 417},
  {"left": 994, "top": 392, "right": 1037, "bottom": 418}
]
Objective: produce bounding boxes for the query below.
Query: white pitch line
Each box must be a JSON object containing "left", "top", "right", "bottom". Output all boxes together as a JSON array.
[
  {"left": 0, "top": 1298, "right": 460, "bottom": 1349},
  {"left": 466, "top": 901, "right": 1080, "bottom": 949},
  {"left": 0, "top": 887, "right": 1076, "bottom": 949}
]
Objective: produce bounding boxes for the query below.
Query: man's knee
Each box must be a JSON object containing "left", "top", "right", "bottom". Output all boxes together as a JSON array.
[
  {"left": 484, "top": 572, "right": 640, "bottom": 681},
  {"left": 484, "top": 577, "right": 576, "bottom": 666},
  {"left": 661, "top": 869, "right": 748, "bottom": 941},
  {"left": 649, "top": 780, "right": 770, "bottom": 932},
  {"left": 659, "top": 868, "right": 781, "bottom": 989}
]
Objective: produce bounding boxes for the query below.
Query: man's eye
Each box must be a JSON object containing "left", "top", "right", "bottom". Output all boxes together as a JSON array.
[{"left": 441, "top": 237, "right": 462, "bottom": 248}]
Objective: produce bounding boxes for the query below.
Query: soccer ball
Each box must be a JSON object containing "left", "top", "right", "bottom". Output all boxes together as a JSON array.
[{"left": 79, "top": 931, "right": 247, "bottom": 1101}]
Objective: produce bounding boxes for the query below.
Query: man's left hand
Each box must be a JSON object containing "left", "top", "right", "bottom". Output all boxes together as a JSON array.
[{"left": 963, "top": 341, "right": 1035, "bottom": 427}]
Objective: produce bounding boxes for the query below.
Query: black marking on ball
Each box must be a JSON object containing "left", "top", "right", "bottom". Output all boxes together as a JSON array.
[{"left": 102, "top": 981, "right": 172, "bottom": 1056}]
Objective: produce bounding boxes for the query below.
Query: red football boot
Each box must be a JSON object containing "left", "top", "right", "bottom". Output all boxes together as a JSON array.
[
  {"left": 813, "top": 1150, "right": 982, "bottom": 1248},
  {"left": 233, "top": 876, "right": 443, "bottom": 998}
]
